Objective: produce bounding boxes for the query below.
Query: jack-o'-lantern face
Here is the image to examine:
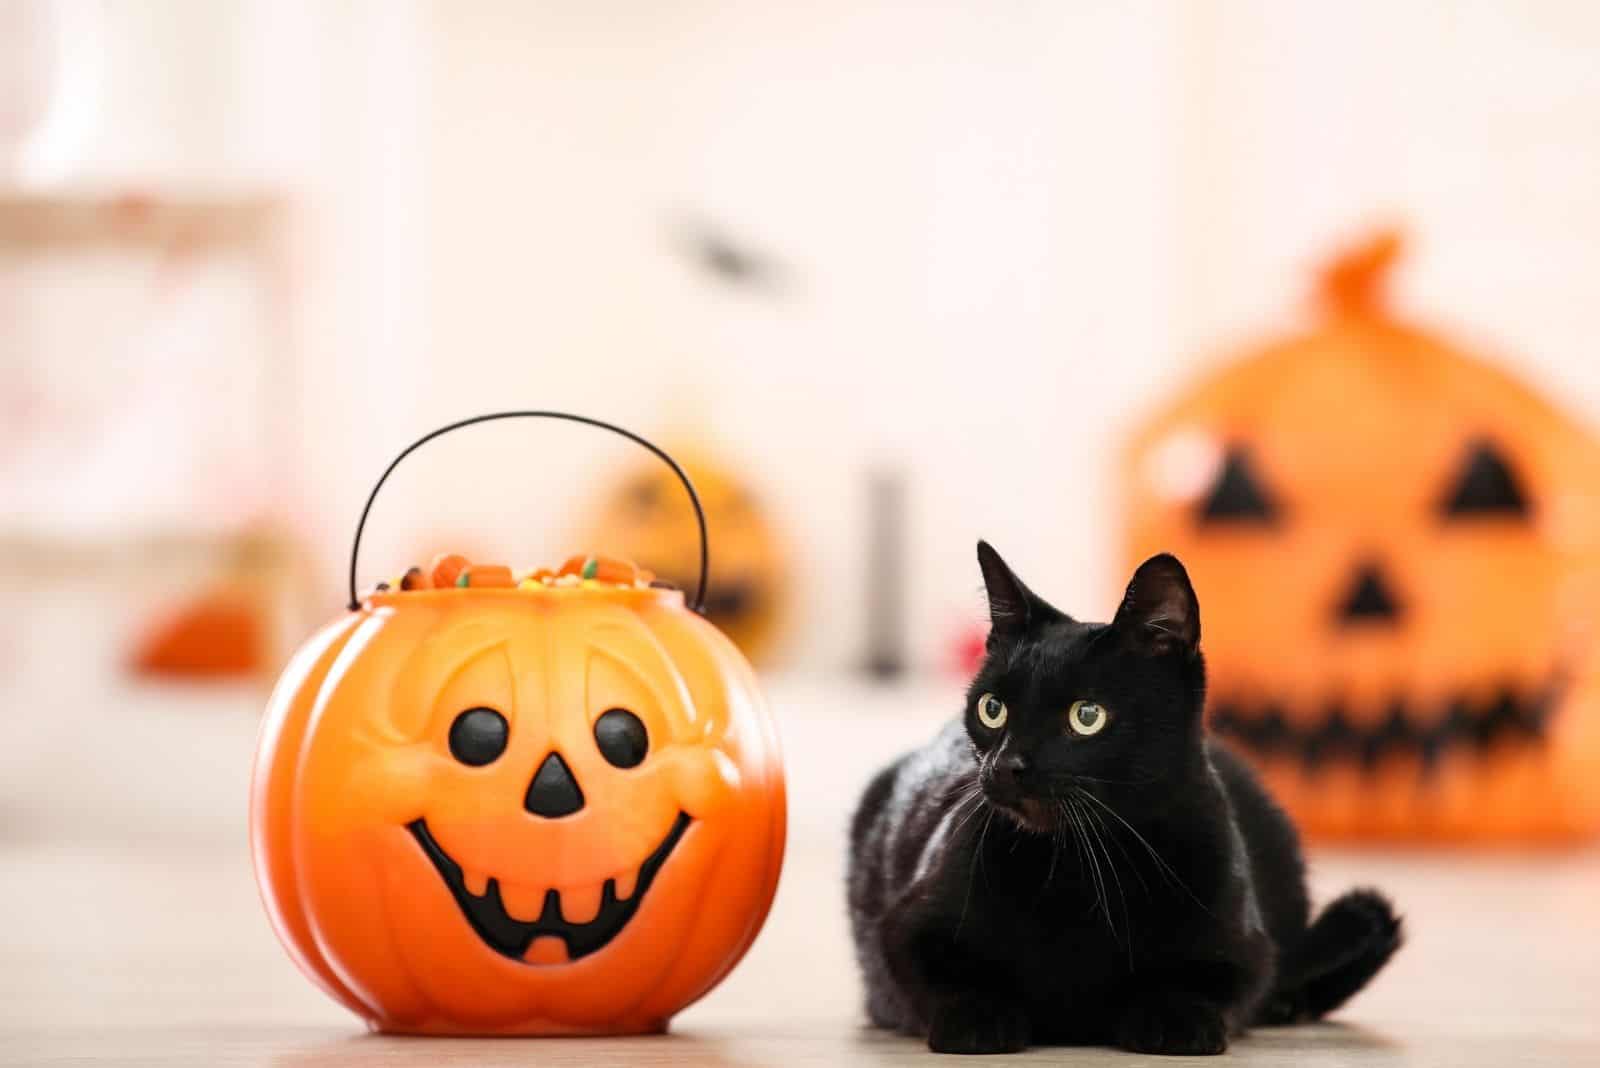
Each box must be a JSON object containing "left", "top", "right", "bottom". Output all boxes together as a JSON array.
[
  {"left": 1123, "top": 233, "right": 1600, "bottom": 841},
  {"left": 253, "top": 583, "right": 785, "bottom": 1034},
  {"left": 583, "top": 450, "right": 790, "bottom": 664},
  {"left": 395, "top": 609, "right": 708, "bottom": 966}
]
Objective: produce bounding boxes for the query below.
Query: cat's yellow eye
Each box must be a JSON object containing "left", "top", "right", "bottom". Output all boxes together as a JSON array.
[
  {"left": 1068, "top": 700, "right": 1108, "bottom": 736},
  {"left": 976, "top": 692, "right": 1008, "bottom": 730}
]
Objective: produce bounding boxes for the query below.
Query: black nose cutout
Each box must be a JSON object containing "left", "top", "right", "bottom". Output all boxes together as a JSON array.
[
  {"left": 1336, "top": 562, "right": 1402, "bottom": 625},
  {"left": 524, "top": 752, "right": 585, "bottom": 818}
]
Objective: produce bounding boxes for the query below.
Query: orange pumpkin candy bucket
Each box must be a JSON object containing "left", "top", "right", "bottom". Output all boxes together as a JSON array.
[{"left": 250, "top": 412, "right": 786, "bottom": 1035}]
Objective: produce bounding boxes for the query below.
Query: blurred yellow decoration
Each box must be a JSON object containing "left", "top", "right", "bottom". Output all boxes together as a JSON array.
[
  {"left": 1121, "top": 229, "right": 1600, "bottom": 843},
  {"left": 581, "top": 447, "right": 790, "bottom": 666}
]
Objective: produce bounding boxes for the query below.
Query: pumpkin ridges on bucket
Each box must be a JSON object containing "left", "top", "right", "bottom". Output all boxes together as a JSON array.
[{"left": 252, "top": 575, "right": 786, "bottom": 1033}]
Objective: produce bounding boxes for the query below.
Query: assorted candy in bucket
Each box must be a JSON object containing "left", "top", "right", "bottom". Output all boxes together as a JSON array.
[{"left": 370, "top": 553, "right": 658, "bottom": 595}]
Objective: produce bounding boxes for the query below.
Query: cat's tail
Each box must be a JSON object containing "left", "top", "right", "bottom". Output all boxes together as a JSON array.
[{"left": 1260, "top": 888, "right": 1403, "bottom": 1024}]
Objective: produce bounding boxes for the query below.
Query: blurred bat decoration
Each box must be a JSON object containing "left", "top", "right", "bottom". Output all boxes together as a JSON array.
[{"left": 669, "top": 216, "right": 789, "bottom": 292}]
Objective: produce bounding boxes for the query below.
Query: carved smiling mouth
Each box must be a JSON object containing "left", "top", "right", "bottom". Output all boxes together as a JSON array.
[
  {"left": 407, "top": 813, "right": 690, "bottom": 962},
  {"left": 1210, "top": 676, "right": 1563, "bottom": 773}
]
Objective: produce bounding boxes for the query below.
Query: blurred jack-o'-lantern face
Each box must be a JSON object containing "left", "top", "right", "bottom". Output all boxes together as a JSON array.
[
  {"left": 1122, "top": 233, "right": 1600, "bottom": 841},
  {"left": 583, "top": 451, "right": 789, "bottom": 664},
  {"left": 253, "top": 584, "right": 785, "bottom": 1034}
]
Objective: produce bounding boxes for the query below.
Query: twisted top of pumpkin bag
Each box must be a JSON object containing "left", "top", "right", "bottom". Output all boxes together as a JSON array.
[
  {"left": 1315, "top": 227, "right": 1403, "bottom": 320},
  {"left": 366, "top": 552, "right": 659, "bottom": 599}
]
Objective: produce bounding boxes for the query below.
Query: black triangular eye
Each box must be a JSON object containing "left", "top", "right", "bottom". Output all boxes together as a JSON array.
[
  {"left": 1438, "top": 440, "right": 1529, "bottom": 519},
  {"left": 1198, "top": 447, "right": 1279, "bottom": 524}
]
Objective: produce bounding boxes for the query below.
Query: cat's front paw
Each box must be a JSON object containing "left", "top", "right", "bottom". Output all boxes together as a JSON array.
[
  {"left": 1255, "top": 989, "right": 1307, "bottom": 1026},
  {"left": 927, "top": 994, "right": 1030, "bottom": 1055},
  {"left": 1116, "top": 994, "right": 1229, "bottom": 1056}
]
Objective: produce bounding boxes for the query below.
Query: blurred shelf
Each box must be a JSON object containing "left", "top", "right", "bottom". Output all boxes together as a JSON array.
[
  {"left": 0, "top": 187, "right": 287, "bottom": 249},
  {"left": 0, "top": 528, "right": 301, "bottom": 576}
]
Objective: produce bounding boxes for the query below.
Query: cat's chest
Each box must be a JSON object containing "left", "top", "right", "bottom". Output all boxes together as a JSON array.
[
  {"left": 971, "top": 848, "right": 1213, "bottom": 974},
  {"left": 957, "top": 890, "right": 1141, "bottom": 1012},
  {"left": 990, "top": 881, "right": 1143, "bottom": 952}
]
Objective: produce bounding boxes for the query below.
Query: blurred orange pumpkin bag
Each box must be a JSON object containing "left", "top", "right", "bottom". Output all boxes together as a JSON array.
[
  {"left": 579, "top": 446, "right": 791, "bottom": 666},
  {"left": 251, "top": 412, "right": 786, "bottom": 1035},
  {"left": 1121, "top": 231, "right": 1600, "bottom": 843}
]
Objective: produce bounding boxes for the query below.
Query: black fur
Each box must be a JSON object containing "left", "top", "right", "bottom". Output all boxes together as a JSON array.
[{"left": 847, "top": 543, "right": 1402, "bottom": 1055}]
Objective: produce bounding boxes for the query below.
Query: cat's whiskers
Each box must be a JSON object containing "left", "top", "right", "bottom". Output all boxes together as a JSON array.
[
  {"left": 948, "top": 783, "right": 988, "bottom": 839},
  {"left": 977, "top": 808, "right": 997, "bottom": 893},
  {"left": 1066, "top": 795, "right": 1116, "bottom": 942},
  {"left": 1074, "top": 791, "right": 1151, "bottom": 900},
  {"left": 1074, "top": 795, "right": 1137, "bottom": 965},
  {"left": 1063, "top": 772, "right": 1162, "bottom": 788},
  {"left": 1082, "top": 800, "right": 1118, "bottom": 942},
  {"left": 1073, "top": 786, "right": 1211, "bottom": 916},
  {"left": 955, "top": 808, "right": 995, "bottom": 939},
  {"left": 1044, "top": 811, "right": 1062, "bottom": 887},
  {"left": 1056, "top": 799, "right": 1092, "bottom": 909},
  {"left": 1078, "top": 794, "right": 1132, "bottom": 951}
]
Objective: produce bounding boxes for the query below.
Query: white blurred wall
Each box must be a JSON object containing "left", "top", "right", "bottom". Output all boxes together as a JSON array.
[
  {"left": 1177, "top": 1, "right": 1600, "bottom": 413},
  {"left": 417, "top": 0, "right": 1181, "bottom": 670},
  {"left": 25, "top": 0, "right": 1600, "bottom": 673}
]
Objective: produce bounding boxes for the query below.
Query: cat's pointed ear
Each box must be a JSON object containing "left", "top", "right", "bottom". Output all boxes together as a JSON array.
[
  {"left": 977, "top": 540, "right": 1060, "bottom": 637},
  {"left": 1112, "top": 553, "right": 1200, "bottom": 655}
]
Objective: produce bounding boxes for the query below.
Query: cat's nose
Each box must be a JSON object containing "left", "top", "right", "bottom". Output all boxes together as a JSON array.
[{"left": 988, "top": 751, "right": 1031, "bottom": 793}]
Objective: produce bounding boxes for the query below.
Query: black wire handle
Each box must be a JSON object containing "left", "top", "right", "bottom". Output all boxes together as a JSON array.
[{"left": 347, "top": 411, "right": 709, "bottom": 613}]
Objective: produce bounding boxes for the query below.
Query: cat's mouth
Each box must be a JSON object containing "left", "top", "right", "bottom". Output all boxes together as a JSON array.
[
  {"left": 407, "top": 813, "right": 690, "bottom": 962},
  {"left": 1209, "top": 677, "right": 1561, "bottom": 772},
  {"left": 981, "top": 792, "right": 1060, "bottom": 833}
]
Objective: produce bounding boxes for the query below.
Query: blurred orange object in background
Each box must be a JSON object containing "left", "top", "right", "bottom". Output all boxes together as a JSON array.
[
  {"left": 1122, "top": 230, "right": 1600, "bottom": 843},
  {"left": 580, "top": 447, "right": 792, "bottom": 666},
  {"left": 129, "top": 584, "right": 265, "bottom": 680}
]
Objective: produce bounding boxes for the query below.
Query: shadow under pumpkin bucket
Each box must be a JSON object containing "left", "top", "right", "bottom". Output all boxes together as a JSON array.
[{"left": 250, "top": 411, "right": 787, "bottom": 1035}]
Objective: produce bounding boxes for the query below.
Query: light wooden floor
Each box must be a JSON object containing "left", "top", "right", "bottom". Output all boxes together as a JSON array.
[{"left": 3, "top": 677, "right": 1598, "bottom": 1065}]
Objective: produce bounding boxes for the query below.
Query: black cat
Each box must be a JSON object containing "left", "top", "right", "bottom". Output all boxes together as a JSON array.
[{"left": 847, "top": 542, "right": 1402, "bottom": 1055}]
